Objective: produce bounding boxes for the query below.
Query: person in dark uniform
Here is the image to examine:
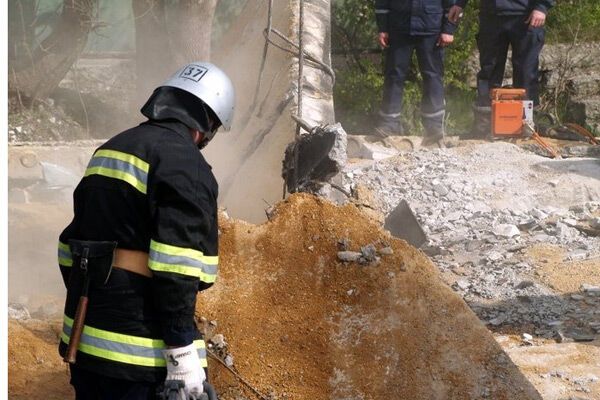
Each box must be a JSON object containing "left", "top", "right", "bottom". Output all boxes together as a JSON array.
[
  {"left": 375, "top": 0, "right": 462, "bottom": 146},
  {"left": 449, "top": 0, "right": 554, "bottom": 137},
  {"left": 57, "top": 62, "right": 235, "bottom": 399}
]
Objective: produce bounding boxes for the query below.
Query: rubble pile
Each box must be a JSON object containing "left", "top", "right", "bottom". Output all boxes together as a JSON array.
[
  {"left": 343, "top": 141, "right": 600, "bottom": 340},
  {"left": 196, "top": 194, "right": 540, "bottom": 400}
]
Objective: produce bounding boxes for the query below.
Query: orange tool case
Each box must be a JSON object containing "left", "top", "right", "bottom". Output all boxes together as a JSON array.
[{"left": 491, "top": 88, "right": 527, "bottom": 137}]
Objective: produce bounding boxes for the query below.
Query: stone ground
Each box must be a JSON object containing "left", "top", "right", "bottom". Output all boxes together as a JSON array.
[{"left": 339, "top": 137, "right": 600, "bottom": 399}]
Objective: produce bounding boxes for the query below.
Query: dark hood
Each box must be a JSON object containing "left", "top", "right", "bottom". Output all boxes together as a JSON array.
[{"left": 140, "top": 86, "right": 213, "bottom": 134}]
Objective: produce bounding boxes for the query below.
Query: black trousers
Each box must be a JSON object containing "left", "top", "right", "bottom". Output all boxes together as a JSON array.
[
  {"left": 380, "top": 33, "right": 445, "bottom": 127},
  {"left": 70, "top": 366, "right": 158, "bottom": 400},
  {"left": 476, "top": 14, "right": 545, "bottom": 106}
]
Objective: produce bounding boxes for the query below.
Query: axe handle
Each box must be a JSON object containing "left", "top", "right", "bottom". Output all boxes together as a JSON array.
[{"left": 64, "top": 295, "right": 88, "bottom": 364}]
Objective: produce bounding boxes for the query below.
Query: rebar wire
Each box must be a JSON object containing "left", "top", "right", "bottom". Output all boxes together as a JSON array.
[
  {"left": 254, "top": 0, "right": 336, "bottom": 111},
  {"left": 206, "top": 349, "right": 270, "bottom": 400},
  {"left": 295, "top": 0, "right": 305, "bottom": 138}
]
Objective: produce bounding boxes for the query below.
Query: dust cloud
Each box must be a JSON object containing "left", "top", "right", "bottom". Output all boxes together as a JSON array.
[{"left": 7, "top": 0, "right": 277, "bottom": 307}]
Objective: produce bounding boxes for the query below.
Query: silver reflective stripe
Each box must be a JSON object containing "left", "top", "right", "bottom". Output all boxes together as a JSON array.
[
  {"left": 421, "top": 109, "right": 446, "bottom": 118},
  {"left": 149, "top": 250, "right": 218, "bottom": 276},
  {"left": 87, "top": 156, "right": 148, "bottom": 187},
  {"left": 62, "top": 323, "right": 207, "bottom": 360},
  {"left": 379, "top": 110, "right": 402, "bottom": 118},
  {"left": 375, "top": 9, "right": 390, "bottom": 14},
  {"left": 58, "top": 247, "right": 71, "bottom": 260}
]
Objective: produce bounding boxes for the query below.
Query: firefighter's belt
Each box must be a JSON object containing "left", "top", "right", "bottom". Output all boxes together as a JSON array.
[{"left": 113, "top": 248, "right": 152, "bottom": 278}]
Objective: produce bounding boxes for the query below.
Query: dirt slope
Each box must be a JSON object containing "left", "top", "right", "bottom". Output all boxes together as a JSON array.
[
  {"left": 8, "top": 320, "right": 72, "bottom": 400},
  {"left": 8, "top": 194, "right": 542, "bottom": 399},
  {"left": 199, "top": 194, "right": 541, "bottom": 399}
]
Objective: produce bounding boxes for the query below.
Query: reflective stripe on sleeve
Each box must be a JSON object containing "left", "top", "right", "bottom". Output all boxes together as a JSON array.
[
  {"left": 58, "top": 241, "right": 73, "bottom": 267},
  {"left": 148, "top": 240, "right": 218, "bottom": 283},
  {"left": 375, "top": 9, "right": 390, "bottom": 13},
  {"left": 84, "top": 149, "right": 149, "bottom": 194},
  {"left": 61, "top": 315, "right": 207, "bottom": 368}
]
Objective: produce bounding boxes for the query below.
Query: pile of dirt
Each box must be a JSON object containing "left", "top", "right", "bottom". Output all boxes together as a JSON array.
[
  {"left": 8, "top": 320, "right": 72, "bottom": 400},
  {"left": 198, "top": 194, "right": 541, "bottom": 399},
  {"left": 8, "top": 193, "right": 542, "bottom": 399}
]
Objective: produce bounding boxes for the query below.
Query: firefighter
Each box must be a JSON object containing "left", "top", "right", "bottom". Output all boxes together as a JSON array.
[
  {"left": 57, "top": 62, "right": 234, "bottom": 399},
  {"left": 374, "top": 0, "right": 462, "bottom": 146},
  {"left": 450, "top": 0, "right": 555, "bottom": 137}
]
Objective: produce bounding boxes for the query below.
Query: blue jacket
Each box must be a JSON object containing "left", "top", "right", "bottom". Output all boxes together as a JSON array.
[
  {"left": 456, "top": 0, "right": 554, "bottom": 15},
  {"left": 375, "top": 0, "right": 458, "bottom": 35}
]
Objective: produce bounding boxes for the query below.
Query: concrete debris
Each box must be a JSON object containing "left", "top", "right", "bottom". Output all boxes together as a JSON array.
[
  {"left": 337, "top": 251, "right": 362, "bottom": 263},
  {"left": 494, "top": 224, "right": 521, "bottom": 238},
  {"left": 343, "top": 141, "right": 600, "bottom": 340},
  {"left": 8, "top": 303, "right": 30, "bottom": 321}
]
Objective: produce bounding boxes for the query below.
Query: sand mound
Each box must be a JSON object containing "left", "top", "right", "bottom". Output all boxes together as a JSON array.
[
  {"left": 199, "top": 193, "right": 542, "bottom": 399},
  {"left": 8, "top": 320, "right": 72, "bottom": 400}
]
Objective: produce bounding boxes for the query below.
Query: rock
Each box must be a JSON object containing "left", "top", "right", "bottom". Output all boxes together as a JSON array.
[
  {"left": 493, "top": 224, "right": 520, "bottom": 238},
  {"left": 518, "top": 220, "right": 537, "bottom": 231},
  {"left": 224, "top": 354, "right": 234, "bottom": 367},
  {"left": 516, "top": 280, "right": 534, "bottom": 289},
  {"left": 360, "top": 244, "right": 378, "bottom": 262},
  {"left": 570, "top": 294, "right": 585, "bottom": 301},
  {"left": 529, "top": 208, "right": 548, "bottom": 220},
  {"left": 465, "top": 240, "right": 485, "bottom": 252},
  {"left": 346, "top": 137, "right": 399, "bottom": 160},
  {"left": 337, "top": 238, "right": 351, "bottom": 251},
  {"left": 488, "top": 315, "right": 506, "bottom": 326},
  {"left": 209, "top": 334, "right": 227, "bottom": 349},
  {"left": 581, "top": 284, "right": 600, "bottom": 294},
  {"left": 8, "top": 303, "right": 30, "bottom": 320},
  {"left": 378, "top": 246, "right": 394, "bottom": 255},
  {"left": 454, "top": 279, "right": 470, "bottom": 291},
  {"left": 590, "top": 217, "right": 600, "bottom": 229},
  {"left": 565, "top": 249, "right": 588, "bottom": 262},
  {"left": 433, "top": 184, "right": 449, "bottom": 196},
  {"left": 32, "top": 303, "right": 61, "bottom": 319},
  {"left": 487, "top": 251, "right": 504, "bottom": 262},
  {"left": 337, "top": 251, "right": 362, "bottom": 263}
]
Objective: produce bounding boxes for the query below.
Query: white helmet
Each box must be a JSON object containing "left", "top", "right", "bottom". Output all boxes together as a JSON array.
[{"left": 161, "top": 62, "right": 235, "bottom": 131}]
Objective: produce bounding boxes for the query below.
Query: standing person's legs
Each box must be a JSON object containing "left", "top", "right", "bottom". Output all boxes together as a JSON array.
[
  {"left": 476, "top": 16, "right": 509, "bottom": 107},
  {"left": 508, "top": 16, "right": 545, "bottom": 105},
  {"left": 377, "top": 34, "right": 415, "bottom": 136},
  {"left": 469, "top": 15, "right": 509, "bottom": 138},
  {"left": 70, "top": 366, "right": 157, "bottom": 400},
  {"left": 414, "top": 34, "right": 445, "bottom": 143}
]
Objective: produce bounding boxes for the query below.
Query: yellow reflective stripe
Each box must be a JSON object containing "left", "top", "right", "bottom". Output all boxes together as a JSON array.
[
  {"left": 64, "top": 315, "right": 164, "bottom": 347},
  {"left": 148, "top": 261, "right": 217, "bottom": 283},
  {"left": 62, "top": 316, "right": 208, "bottom": 368},
  {"left": 61, "top": 332, "right": 165, "bottom": 367},
  {"left": 84, "top": 150, "right": 149, "bottom": 194},
  {"left": 150, "top": 241, "right": 218, "bottom": 265},
  {"left": 149, "top": 240, "right": 218, "bottom": 283},
  {"left": 95, "top": 149, "right": 149, "bottom": 172},
  {"left": 58, "top": 241, "right": 73, "bottom": 267},
  {"left": 85, "top": 166, "right": 147, "bottom": 194}
]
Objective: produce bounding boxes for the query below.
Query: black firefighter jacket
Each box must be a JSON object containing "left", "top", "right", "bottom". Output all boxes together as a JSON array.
[
  {"left": 456, "top": 0, "right": 555, "bottom": 15},
  {"left": 57, "top": 120, "right": 218, "bottom": 382},
  {"left": 375, "top": 0, "right": 458, "bottom": 35}
]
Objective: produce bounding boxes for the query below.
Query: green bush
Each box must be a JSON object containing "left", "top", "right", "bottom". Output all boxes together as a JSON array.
[
  {"left": 546, "top": 0, "right": 600, "bottom": 43},
  {"left": 332, "top": 0, "right": 479, "bottom": 135},
  {"left": 331, "top": 0, "right": 600, "bottom": 136}
]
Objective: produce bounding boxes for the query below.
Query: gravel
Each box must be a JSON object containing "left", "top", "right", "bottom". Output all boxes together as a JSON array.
[{"left": 341, "top": 141, "right": 600, "bottom": 339}]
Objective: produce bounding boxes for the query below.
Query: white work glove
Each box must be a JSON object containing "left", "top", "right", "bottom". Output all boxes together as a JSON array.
[{"left": 163, "top": 343, "right": 206, "bottom": 398}]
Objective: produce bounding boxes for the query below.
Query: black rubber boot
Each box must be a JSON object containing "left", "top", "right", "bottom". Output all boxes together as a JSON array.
[
  {"left": 467, "top": 105, "right": 492, "bottom": 139},
  {"left": 421, "top": 110, "right": 445, "bottom": 147}
]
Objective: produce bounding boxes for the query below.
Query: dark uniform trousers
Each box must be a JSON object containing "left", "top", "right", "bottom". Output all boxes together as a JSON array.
[
  {"left": 476, "top": 14, "right": 545, "bottom": 106},
  {"left": 381, "top": 34, "right": 445, "bottom": 133},
  {"left": 71, "top": 366, "right": 157, "bottom": 400}
]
